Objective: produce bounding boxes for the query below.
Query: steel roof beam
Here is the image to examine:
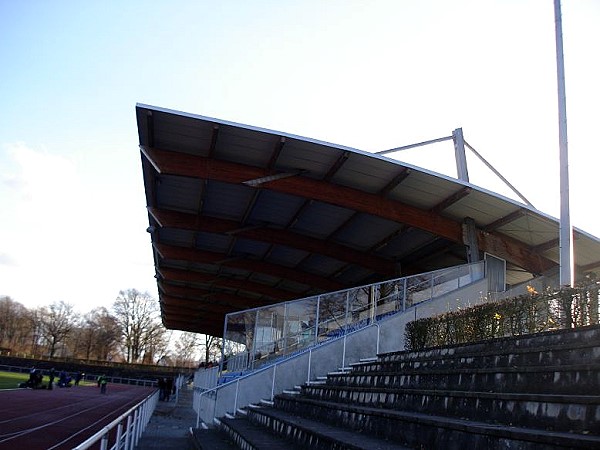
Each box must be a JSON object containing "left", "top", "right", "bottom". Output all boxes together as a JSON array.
[
  {"left": 378, "top": 168, "right": 411, "bottom": 197},
  {"left": 141, "top": 146, "right": 462, "bottom": 239},
  {"left": 148, "top": 207, "right": 394, "bottom": 275},
  {"left": 142, "top": 146, "right": 557, "bottom": 279},
  {"left": 157, "top": 267, "right": 299, "bottom": 301},
  {"left": 483, "top": 209, "right": 528, "bottom": 232},
  {"left": 430, "top": 187, "right": 472, "bottom": 214},
  {"left": 159, "top": 282, "right": 266, "bottom": 308},
  {"left": 154, "top": 243, "right": 344, "bottom": 292}
]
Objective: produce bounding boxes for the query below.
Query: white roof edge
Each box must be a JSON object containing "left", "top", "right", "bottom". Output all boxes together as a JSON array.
[{"left": 136, "top": 103, "right": 599, "bottom": 243}]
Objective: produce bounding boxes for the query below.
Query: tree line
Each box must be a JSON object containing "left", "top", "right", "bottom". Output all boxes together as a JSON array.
[{"left": 0, "top": 288, "right": 221, "bottom": 368}]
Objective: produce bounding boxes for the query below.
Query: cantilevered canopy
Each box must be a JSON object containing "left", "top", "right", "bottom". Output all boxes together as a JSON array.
[{"left": 136, "top": 104, "right": 600, "bottom": 336}]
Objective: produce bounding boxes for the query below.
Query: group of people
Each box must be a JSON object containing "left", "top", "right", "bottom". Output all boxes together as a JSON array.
[
  {"left": 20, "top": 368, "right": 44, "bottom": 389},
  {"left": 47, "top": 369, "right": 86, "bottom": 389},
  {"left": 20, "top": 367, "right": 85, "bottom": 389},
  {"left": 157, "top": 377, "right": 175, "bottom": 401}
]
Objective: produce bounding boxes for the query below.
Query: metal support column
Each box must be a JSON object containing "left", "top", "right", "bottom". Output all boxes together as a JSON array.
[
  {"left": 452, "top": 128, "right": 469, "bottom": 182},
  {"left": 463, "top": 217, "right": 480, "bottom": 263}
]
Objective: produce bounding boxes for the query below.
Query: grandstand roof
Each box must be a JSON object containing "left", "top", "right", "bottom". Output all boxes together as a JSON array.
[{"left": 136, "top": 104, "right": 600, "bottom": 336}]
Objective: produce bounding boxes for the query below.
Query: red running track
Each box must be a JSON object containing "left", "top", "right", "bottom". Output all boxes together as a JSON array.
[{"left": 0, "top": 384, "right": 156, "bottom": 450}]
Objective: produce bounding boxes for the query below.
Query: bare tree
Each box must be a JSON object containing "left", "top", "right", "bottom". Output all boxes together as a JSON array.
[
  {"left": 28, "top": 308, "right": 44, "bottom": 355},
  {"left": 112, "top": 289, "right": 162, "bottom": 363},
  {"left": 92, "top": 308, "right": 122, "bottom": 361},
  {"left": 0, "top": 296, "right": 32, "bottom": 352},
  {"left": 69, "top": 307, "right": 121, "bottom": 361},
  {"left": 142, "top": 326, "right": 169, "bottom": 365},
  {"left": 38, "top": 301, "right": 77, "bottom": 358},
  {"left": 174, "top": 331, "right": 200, "bottom": 367},
  {"left": 199, "top": 334, "right": 222, "bottom": 364}
]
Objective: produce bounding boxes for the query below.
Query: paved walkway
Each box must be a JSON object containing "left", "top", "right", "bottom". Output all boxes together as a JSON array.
[{"left": 137, "top": 385, "right": 197, "bottom": 450}]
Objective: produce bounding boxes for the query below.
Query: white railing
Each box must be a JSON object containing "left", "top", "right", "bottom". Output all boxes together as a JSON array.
[
  {"left": 194, "top": 265, "right": 492, "bottom": 426},
  {"left": 72, "top": 389, "right": 159, "bottom": 450},
  {"left": 193, "top": 365, "right": 219, "bottom": 391},
  {"left": 221, "top": 261, "right": 486, "bottom": 374}
]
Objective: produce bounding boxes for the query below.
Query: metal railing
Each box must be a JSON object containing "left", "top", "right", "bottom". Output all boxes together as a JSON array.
[
  {"left": 221, "top": 261, "right": 486, "bottom": 374},
  {"left": 72, "top": 389, "right": 159, "bottom": 450},
  {"left": 195, "top": 261, "right": 493, "bottom": 426}
]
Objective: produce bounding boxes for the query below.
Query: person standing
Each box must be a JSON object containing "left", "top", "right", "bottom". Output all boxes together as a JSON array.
[
  {"left": 48, "top": 368, "right": 55, "bottom": 390},
  {"left": 165, "top": 378, "right": 173, "bottom": 401},
  {"left": 99, "top": 375, "right": 107, "bottom": 394}
]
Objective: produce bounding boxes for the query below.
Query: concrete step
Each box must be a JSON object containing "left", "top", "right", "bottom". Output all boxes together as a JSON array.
[
  {"left": 274, "top": 395, "right": 600, "bottom": 449},
  {"left": 246, "top": 405, "right": 410, "bottom": 449},
  {"left": 357, "top": 340, "right": 600, "bottom": 374},
  {"left": 325, "top": 362, "right": 600, "bottom": 395},
  {"left": 219, "top": 415, "right": 303, "bottom": 450},
  {"left": 190, "top": 427, "right": 238, "bottom": 450},
  {"left": 379, "top": 325, "right": 600, "bottom": 365},
  {"left": 294, "top": 387, "right": 600, "bottom": 434}
]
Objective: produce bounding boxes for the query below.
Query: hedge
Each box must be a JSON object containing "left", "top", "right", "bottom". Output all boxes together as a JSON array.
[{"left": 405, "top": 273, "right": 599, "bottom": 351}]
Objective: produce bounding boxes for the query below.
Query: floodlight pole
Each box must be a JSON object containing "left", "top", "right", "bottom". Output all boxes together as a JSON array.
[{"left": 554, "top": 0, "right": 574, "bottom": 287}]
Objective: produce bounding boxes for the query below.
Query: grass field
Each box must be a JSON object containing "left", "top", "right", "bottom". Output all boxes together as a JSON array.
[
  {"left": 0, "top": 371, "right": 98, "bottom": 389},
  {"left": 0, "top": 370, "right": 29, "bottom": 389}
]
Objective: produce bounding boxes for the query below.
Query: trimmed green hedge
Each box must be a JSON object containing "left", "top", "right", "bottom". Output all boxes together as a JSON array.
[{"left": 405, "top": 274, "right": 599, "bottom": 351}]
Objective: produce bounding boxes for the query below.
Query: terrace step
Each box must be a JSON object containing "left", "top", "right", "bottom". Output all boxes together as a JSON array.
[
  {"left": 377, "top": 325, "right": 600, "bottom": 366},
  {"left": 189, "top": 427, "right": 238, "bottom": 450},
  {"left": 246, "top": 404, "right": 409, "bottom": 449},
  {"left": 350, "top": 339, "right": 600, "bottom": 374},
  {"left": 325, "top": 362, "right": 600, "bottom": 395},
  {"left": 218, "top": 415, "right": 303, "bottom": 450},
  {"left": 205, "top": 325, "right": 600, "bottom": 449},
  {"left": 294, "top": 387, "right": 600, "bottom": 434},
  {"left": 274, "top": 395, "right": 600, "bottom": 449}
]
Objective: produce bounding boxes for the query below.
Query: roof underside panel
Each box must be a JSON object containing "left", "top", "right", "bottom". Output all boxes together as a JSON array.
[
  {"left": 153, "top": 111, "right": 214, "bottom": 155},
  {"left": 291, "top": 202, "right": 355, "bottom": 240},
  {"left": 137, "top": 104, "right": 600, "bottom": 336},
  {"left": 216, "top": 126, "right": 277, "bottom": 167},
  {"left": 391, "top": 174, "right": 460, "bottom": 210},
  {"left": 332, "top": 154, "right": 401, "bottom": 193},
  {"left": 202, "top": 181, "right": 255, "bottom": 221},
  {"left": 157, "top": 175, "right": 203, "bottom": 213},
  {"left": 276, "top": 139, "right": 345, "bottom": 178},
  {"left": 158, "top": 228, "right": 195, "bottom": 247},
  {"left": 246, "top": 190, "right": 306, "bottom": 227},
  {"left": 267, "top": 244, "right": 310, "bottom": 266},
  {"left": 302, "top": 253, "right": 349, "bottom": 278},
  {"left": 334, "top": 214, "right": 403, "bottom": 251}
]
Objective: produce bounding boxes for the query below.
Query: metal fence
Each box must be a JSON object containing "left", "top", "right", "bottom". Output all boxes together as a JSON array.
[
  {"left": 0, "top": 364, "right": 158, "bottom": 388},
  {"left": 72, "top": 390, "right": 159, "bottom": 450},
  {"left": 221, "top": 261, "right": 486, "bottom": 374},
  {"left": 194, "top": 260, "right": 494, "bottom": 426}
]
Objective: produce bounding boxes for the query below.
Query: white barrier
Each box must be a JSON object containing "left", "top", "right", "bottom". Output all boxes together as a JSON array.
[{"left": 72, "top": 389, "right": 159, "bottom": 450}]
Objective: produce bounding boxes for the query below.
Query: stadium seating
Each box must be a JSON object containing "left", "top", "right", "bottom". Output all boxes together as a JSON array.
[{"left": 191, "top": 324, "right": 600, "bottom": 449}]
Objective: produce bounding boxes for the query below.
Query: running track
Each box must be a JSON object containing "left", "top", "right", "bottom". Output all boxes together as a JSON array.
[{"left": 0, "top": 384, "right": 156, "bottom": 450}]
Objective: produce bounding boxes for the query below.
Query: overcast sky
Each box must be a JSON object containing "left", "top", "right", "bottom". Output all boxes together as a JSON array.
[{"left": 1, "top": 0, "right": 599, "bottom": 312}]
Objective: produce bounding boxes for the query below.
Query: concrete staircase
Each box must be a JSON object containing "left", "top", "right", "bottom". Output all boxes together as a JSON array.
[{"left": 190, "top": 325, "right": 600, "bottom": 449}]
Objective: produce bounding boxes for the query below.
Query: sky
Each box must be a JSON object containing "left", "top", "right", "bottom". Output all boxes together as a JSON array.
[{"left": 1, "top": 0, "right": 599, "bottom": 313}]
